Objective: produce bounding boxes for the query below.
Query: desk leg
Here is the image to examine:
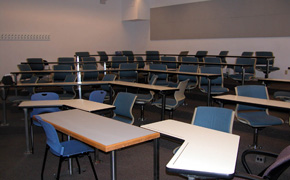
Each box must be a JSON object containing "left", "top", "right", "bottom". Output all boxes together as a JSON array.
[
  {"left": 1, "top": 87, "right": 9, "bottom": 126},
  {"left": 154, "top": 139, "right": 159, "bottom": 180},
  {"left": 111, "top": 150, "right": 117, "bottom": 180},
  {"left": 23, "top": 108, "right": 32, "bottom": 154},
  {"left": 207, "top": 78, "right": 211, "bottom": 106},
  {"left": 242, "top": 67, "right": 245, "bottom": 85},
  {"left": 160, "top": 92, "right": 166, "bottom": 120},
  {"left": 68, "top": 136, "right": 73, "bottom": 175},
  {"left": 266, "top": 59, "right": 270, "bottom": 78}
]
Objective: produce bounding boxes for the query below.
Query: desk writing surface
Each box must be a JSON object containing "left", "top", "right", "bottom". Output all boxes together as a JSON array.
[
  {"left": 142, "top": 120, "right": 240, "bottom": 178},
  {"left": 213, "top": 95, "right": 290, "bottom": 110},
  {"left": 19, "top": 99, "right": 115, "bottom": 112},
  {"left": 111, "top": 81, "right": 178, "bottom": 91},
  {"left": 39, "top": 109, "right": 159, "bottom": 152}
]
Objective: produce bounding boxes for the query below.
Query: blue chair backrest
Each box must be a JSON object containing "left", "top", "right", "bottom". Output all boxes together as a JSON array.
[
  {"left": 196, "top": 51, "right": 208, "bottom": 62},
  {"left": 27, "top": 58, "right": 44, "bottom": 70},
  {"left": 53, "top": 65, "right": 72, "bottom": 82},
  {"left": 82, "top": 64, "right": 98, "bottom": 81},
  {"left": 62, "top": 74, "right": 76, "bottom": 92},
  {"left": 199, "top": 66, "right": 223, "bottom": 85},
  {"left": 204, "top": 57, "right": 221, "bottom": 67},
  {"left": 218, "top": 51, "right": 229, "bottom": 63},
  {"left": 36, "top": 116, "right": 64, "bottom": 155},
  {"left": 122, "top": 51, "right": 134, "bottom": 62},
  {"left": 241, "top": 51, "right": 254, "bottom": 57},
  {"left": 161, "top": 56, "right": 177, "bottom": 69},
  {"left": 101, "top": 74, "right": 116, "bottom": 91},
  {"left": 234, "top": 58, "right": 256, "bottom": 74},
  {"left": 192, "top": 106, "right": 234, "bottom": 133},
  {"left": 58, "top": 57, "right": 75, "bottom": 70},
  {"left": 119, "top": 63, "right": 138, "bottom": 77},
  {"left": 136, "top": 57, "right": 145, "bottom": 68},
  {"left": 255, "top": 51, "right": 274, "bottom": 66},
  {"left": 178, "top": 65, "right": 198, "bottom": 82},
  {"left": 18, "top": 64, "right": 33, "bottom": 80},
  {"left": 30, "top": 92, "right": 60, "bottom": 118},
  {"left": 235, "top": 85, "right": 268, "bottom": 111},
  {"left": 97, "top": 51, "right": 108, "bottom": 62},
  {"left": 182, "top": 57, "right": 198, "bottom": 63},
  {"left": 82, "top": 57, "right": 97, "bottom": 65},
  {"left": 112, "top": 56, "right": 127, "bottom": 68},
  {"left": 146, "top": 51, "right": 160, "bottom": 61},
  {"left": 149, "top": 64, "right": 167, "bottom": 80},
  {"left": 113, "top": 92, "right": 137, "bottom": 119},
  {"left": 89, "top": 90, "right": 107, "bottom": 103},
  {"left": 148, "top": 75, "right": 158, "bottom": 85}
]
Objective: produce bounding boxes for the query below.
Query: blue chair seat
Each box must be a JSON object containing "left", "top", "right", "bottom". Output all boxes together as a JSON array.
[
  {"left": 256, "top": 66, "right": 280, "bottom": 73},
  {"left": 237, "top": 111, "right": 283, "bottom": 127},
  {"left": 200, "top": 86, "right": 229, "bottom": 94},
  {"left": 136, "top": 94, "right": 152, "bottom": 101},
  {"left": 152, "top": 98, "right": 184, "bottom": 110},
  {"left": 229, "top": 74, "right": 254, "bottom": 81},
  {"left": 274, "top": 91, "right": 290, "bottom": 101},
  {"left": 155, "top": 80, "right": 169, "bottom": 86},
  {"left": 50, "top": 140, "right": 94, "bottom": 157},
  {"left": 112, "top": 115, "right": 133, "bottom": 124}
]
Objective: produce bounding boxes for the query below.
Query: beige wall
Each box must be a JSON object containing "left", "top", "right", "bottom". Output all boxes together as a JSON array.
[{"left": 0, "top": 0, "right": 289, "bottom": 79}]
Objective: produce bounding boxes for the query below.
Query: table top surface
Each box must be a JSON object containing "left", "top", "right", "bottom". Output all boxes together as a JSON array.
[
  {"left": 39, "top": 109, "right": 160, "bottom": 152},
  {"left": 213, "top": 94, "right": 290, "bottom": 110},
  {"left": 142, "top": 120, "right": 240, "bottom": 178},
  {"left": 19, "top": 99, "right": 115, "bottom": 112},
  {"left": 258, "top": 78, "right": 290, "bottom": 83}
]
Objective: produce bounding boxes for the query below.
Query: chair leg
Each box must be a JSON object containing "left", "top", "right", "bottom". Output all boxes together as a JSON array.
[
  {"left": 87, "top": 154, "right": 98, "bottom": 180},
  {"left": 41, "top": 145, "right": 49, "bottom": 180},
  {"left": 169, "top": 110, "right": 173, "bottom": 119},
  {"left": 56, "top": 157, "right": 64, "bottom": 180},
  {"left": 75, "top": 157, "right": 81, "bottom": 174},
  {"left": 139, "top": 104, "right": 145, "bottom": 121},
  {"left": 251, "top": 128, "right": 261, "bottom": 149},
  {"left": 30, "top": 121, "right": 34, "bottom": 154}
]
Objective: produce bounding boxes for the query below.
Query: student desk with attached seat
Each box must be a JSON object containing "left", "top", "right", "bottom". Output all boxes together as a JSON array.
[
  {"left": 19, "top": 99, "right": 115, "bottom": 154},
  {"left": 142, "top": 120, "right": 240, "bottom": 179},
  {"left": 38, "top": 109, "right": 160, "bottom": 180}
]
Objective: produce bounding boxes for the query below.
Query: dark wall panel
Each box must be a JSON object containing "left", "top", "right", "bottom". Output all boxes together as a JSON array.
[{"left": 150, "top": 0, "right": 290, "bottom": 40}]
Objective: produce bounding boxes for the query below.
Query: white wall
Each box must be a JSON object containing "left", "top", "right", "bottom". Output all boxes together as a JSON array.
[
  {"left": 0, "top": 0, "right": 135, "bottom": 76},
  {"left": 131, "top": 0, "right": 290, "bottom": 79},
  {"left": 0, "top": 0, "right": 289, "bottom": 80}
]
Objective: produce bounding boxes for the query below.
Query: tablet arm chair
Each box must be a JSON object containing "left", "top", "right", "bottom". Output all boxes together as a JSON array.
[
  {"left": 35, "top": 116, "right": 98, "bottom": 180},
  {"left": 119, "top": 63, "right": 138, "bottom": 82},
  {"left": 7, "top": 75, "right": 39, "bottom": 103},
  {"left": 175, "top": 65, "right": 198, "bottom": 90},
  {"left": 30, "top": 92, "right": 61, "bottom": 154},
  {"left": 112, "top": 92, "right": 137, "bottom": 124},
  {"left": 149, "top": 64, "right": 169, "bottom": 86},
  {"left": 235, "top": 85, "right": 283, "bottom": 149},
  {"left": 255, "top": 51, "right": 279, "bottom": 78},
  {"left": 100, "top": 74, "right": 117, "bottom": 102},
  {"left": 174, "top": 106, "right": 234, "bottom": 180},
  {"left": 234, "top": 145, "right": 290, "bottom": 180},
  {"left": 122, "top": 50, "right": 135, "bottom": 62},
  {"left": 152, "top": 79, "right": 188, "bottom": 119},
  {"left": 58, "top": 74, "right": 77, "bottom": 100},
  {"left": 82, "top": 64, "right": 99, "bottom": 82},
  {"left": 229, "top": 58, "right": 256, "bottom": 82},
  {"left": 134, "top": 75, "right": 158, "bottom": 122},
  {"left": 89, "top": 90, "right": 107, "bottom": 103},
  {"left": 195, "top": 51, "right": 208, "bottom": 62}
]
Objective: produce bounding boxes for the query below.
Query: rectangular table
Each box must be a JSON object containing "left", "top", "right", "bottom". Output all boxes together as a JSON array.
[
  {"left": 213, "top": 94, "right": 290, "bottom": 111},
  {"left": 38, "top": 109, "right": 160, "bottom": 180},
  {"left": 142, "top": 120, "right": 240, "bottom": 179},
  {"left": 19, "top": 99, "right": 115, "bottom": 154}
]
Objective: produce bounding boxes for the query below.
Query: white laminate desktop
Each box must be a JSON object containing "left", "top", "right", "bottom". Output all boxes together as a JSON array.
[
  {"left": 213, "top": 95, "right": 290, "bottom": 110},
  {"left": 142, "top": 120, "right": 240, "bottom": 179}
]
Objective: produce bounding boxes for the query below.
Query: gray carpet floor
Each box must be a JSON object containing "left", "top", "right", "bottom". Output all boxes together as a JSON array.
[{"left": 1, "top": 78, "right": 290, "bottom": 180}]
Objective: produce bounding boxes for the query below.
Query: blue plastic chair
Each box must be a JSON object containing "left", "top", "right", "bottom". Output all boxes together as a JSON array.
[
  {"left": 199, "top": 66, "right": 229, "bottom": 95},
  {"left": 149, "top": 64, "right": 169, "bottom": 86},
  {"left": 112, "top": 92, "right": 137, "bottom": 124},
  {"left": 235, "top": 85, "right": 283, "bottom": 149},
  {"left": 181, "top": 57, "right": 198, "bottom": 64},
  {"left": 135, "top": 75, "right": 158, "bottom": 122},
  {"left": 146, "top": 51, "right": 160, "bottom": 61},
  {"left": 119, "top": 63, "right": 138, "bottom": 82},
  {"left": 111, "top": 56, "right": 127, "bottom": 69},
  {"left": 35, "top": 116, "right": 98, "bottom": 180},
  {"left": 195, "top": 51, "right": 208, "bottom": 62},
  {"left": 82, "top": 64, "right": 99, "bottom": 81},
  {"left": 229, "top": 58, "right": 256, "bottom": 82},
  {"left": 173, "top": 106, "right": 234, "bottom": 179},
  {"left": 204, "top": 57, "right": 222, "bottom": 67},
  {"left": 161, "top": 56, "right": 178, "bottom": 70},
  {"left": 255, "top": 51, "right": 279, "bottom": 78},
  {"left": 177, "top": 64, "right": 198, "bottom": 90},
  {"left": 152, "top": 80, "right": 189, "bottom": 119},
  {"left": 58, "top": 57, "right": 75, "bottom": 70},
  {"left": 89, "top": 90, "right": 107, "bottom": 103},
  {"left": 30, "top": 92, "right": 61, "bottom": 153}
]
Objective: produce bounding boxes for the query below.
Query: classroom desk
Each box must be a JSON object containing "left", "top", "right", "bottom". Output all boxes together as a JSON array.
[
  {"left": 142, "top": 120, "right": 240, "bottom": 179},
  {"left": 1, "top": 80, "right": 177, "bottom": 126},
  {"left": 38, "top": 109, "right": 160, "bottom": 180},
  {"left": 212, "top": 94, "right": 290, "bottom": 111},
  {"left": 19, "top": 99, "right": 115, "bottom": 154}
]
